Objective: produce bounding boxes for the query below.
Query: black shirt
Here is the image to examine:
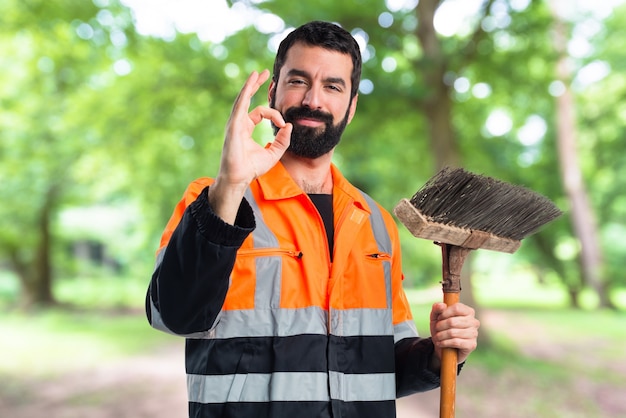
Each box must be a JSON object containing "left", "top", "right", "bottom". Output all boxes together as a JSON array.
[{"left": 309, "top": 194, "right": 333, "bottom": 259}]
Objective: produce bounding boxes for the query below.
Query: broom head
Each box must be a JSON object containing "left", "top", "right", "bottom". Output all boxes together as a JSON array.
[{"left": 393, "top": 167, "right": 562, "bottom": 253}]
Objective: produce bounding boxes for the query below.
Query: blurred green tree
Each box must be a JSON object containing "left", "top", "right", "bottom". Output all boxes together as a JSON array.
[
  {"left": 0, "top": 0, "right": 123, "bottom": 306},
  {"left": 1, "top": 0, "right": 624, "bottom": 310}
]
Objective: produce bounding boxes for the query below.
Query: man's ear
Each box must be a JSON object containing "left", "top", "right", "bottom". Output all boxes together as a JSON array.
[
  {"left": 347, "top": 94, "right": 358, "bottom": 124},
  {"left": 268, "top": 79, "right": 276, "bottom": 104}
]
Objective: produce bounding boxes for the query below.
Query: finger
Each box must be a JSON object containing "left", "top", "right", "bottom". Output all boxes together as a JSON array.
[
  {"left": 436, "top": 313, "right": 478, "bottom": 331},
  {"left": 231, "top": 71, "right": 258, "bottom": 111},
  {"left": 272, "top": 122, "right": 292, "bottom": 153},
  {"left": 259, "top": 123, "right": 291, "bottom": 165},
  {"left": 232, "top": 70, "right": 271, "bottom": 115},
  {"left": 436, "top": 302, "right": 475, "bottom": 322},
  {"left": 430, "top": 302, "right": 446, "bottom": 321},
  {"left": 440, "top": 324, "right": 478, "bottom": 339},
  {"left": 432, "top": 328, "right": 476, "bottom": 351},
  {"left": 248, "top": 106, "right": 286, "bottom": 127}
]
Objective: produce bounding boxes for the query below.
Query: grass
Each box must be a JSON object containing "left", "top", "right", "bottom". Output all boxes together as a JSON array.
[
  {"left": 407, "top": 273, "right": 626, "bottom": 352},
  {"left": 1, "top": 270, "right": 625, "bottom": 417},
  {"left": 54, "top": 275, "right": 150, "bottom": 309},
  {"left": 0, "top": 272, "right": 176, "bottom": 378},
  {"left": 0, "top": 308, "right": 176, "bottom": 378},
  {"left": 405, "top": 276, "right": 626, "bottom": 417}
]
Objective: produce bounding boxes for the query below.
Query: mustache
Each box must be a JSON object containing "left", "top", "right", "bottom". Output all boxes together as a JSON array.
[{"left": 283, "top": 107, "right": 333, "bottom": 125}]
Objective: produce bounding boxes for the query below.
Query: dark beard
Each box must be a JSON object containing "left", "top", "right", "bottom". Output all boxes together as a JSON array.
[{"left": 272, "top": 105, "right": 349, "bottom": 159}]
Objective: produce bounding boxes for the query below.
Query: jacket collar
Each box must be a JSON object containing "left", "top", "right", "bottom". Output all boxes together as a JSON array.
[{"left": 256, "top": 161, "right": 370, "bottom": 213}]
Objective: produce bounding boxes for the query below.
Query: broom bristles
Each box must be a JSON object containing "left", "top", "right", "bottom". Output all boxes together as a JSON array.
[{"left": 408, "top": 167, "right": 562, "bottom": 241}]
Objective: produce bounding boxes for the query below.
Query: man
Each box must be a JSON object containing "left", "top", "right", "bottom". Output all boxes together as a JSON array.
[{"left": 147, "top": 20, "right": 479, "bottom": 418}]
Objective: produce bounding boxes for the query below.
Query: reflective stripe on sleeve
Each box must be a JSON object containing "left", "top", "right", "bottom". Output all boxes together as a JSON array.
[
  {"left": 149, "top": 247, "right": 218, "bottom": 338},
  {"left": 149, "top": 297, "right": 215, "bottom": 338},
  {"left": 393, "top": 319, "right": 419, "bottom": 343}
]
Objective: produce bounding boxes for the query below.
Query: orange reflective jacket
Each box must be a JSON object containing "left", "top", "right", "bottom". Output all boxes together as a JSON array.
[{"left": 147, "top": 162, "right": 439, "bottom": 418}]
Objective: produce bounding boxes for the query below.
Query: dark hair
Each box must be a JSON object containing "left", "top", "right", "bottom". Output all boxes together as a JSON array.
[{"left": 272, "top": 21, "right": 362, "bottom": 99}]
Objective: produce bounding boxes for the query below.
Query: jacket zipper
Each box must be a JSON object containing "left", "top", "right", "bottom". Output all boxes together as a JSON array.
[
  {"left": 237, "top": 248, "right": 303, "bottom": 258},
  {"left": 366, "top": 253, "right": 391, "bottom": 260}
]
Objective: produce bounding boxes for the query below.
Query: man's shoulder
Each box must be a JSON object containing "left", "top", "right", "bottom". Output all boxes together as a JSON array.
[
  {"left": 188, "top": 177, "right": 214, "bottom": 189},
  {"left": 186, "top": 177, "right": 215, "bottom": 193}
]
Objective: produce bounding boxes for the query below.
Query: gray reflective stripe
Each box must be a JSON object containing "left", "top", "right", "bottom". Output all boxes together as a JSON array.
[
  {"left": 394, "top": 319, "right": 419, "bottom": 343},
  {"left": 207, "top": 306, "right": 394, "bottom": 338},
  {"left": 244, "top": 189, "right": 282, "bottom": 308},
  {"left": 255, "top": 256, "right": 282, "bottom": 308},
  {"left": 360, "top": 192, "right": 418, "bottom": 344},
  {"left": 209, "top": 306, "right": 328, "bottom": 338},
  {"left": 188, "top": 372, "right": 330, "bottom": 403},
  {"left": 149, "top": 248, "right": 177, "bottom": 335},
  {"left": 329, "top": 371, "right": 396, "bottom": 401},
  {"left": 330, "top": 308, "right": 393, "bottom": 337},
  {"left": 244, "top": 188, "right": 279, "bottom": 249},
  {"left": 149, "top": 296, "right": 214, "bottom": 338},
  {"left": 188, "top": 371, "right": 395, "bottom": 403},
  {"left": 359, "top": 191, "right": 393, "bottom": 308},
  {"left": 359, "top": 192, "right": 392, "bottom": 254},
  {"left": 154, "top": 246, "right": 166, "bottom": 269},
  {"left": 148, "top": 296, "right": 174, "bottom": 334}
]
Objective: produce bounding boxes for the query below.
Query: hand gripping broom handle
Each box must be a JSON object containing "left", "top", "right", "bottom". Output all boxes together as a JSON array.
[{"left": 438, "top": 243, "right": 472, "bottom": 418}]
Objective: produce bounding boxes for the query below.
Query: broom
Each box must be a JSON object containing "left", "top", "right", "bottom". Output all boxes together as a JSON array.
[{"left": 393, "top": 167, "right": 562, "bottom": 418}]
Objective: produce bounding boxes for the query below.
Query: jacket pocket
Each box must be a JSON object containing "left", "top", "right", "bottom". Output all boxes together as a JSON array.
[
  {"left": 226, "top": 248, "right": 303, "bottom": 310},
  {"left": 338, "top": 251, "right": 393, "bottom": 310},
  {"left": 365, "top": 252, "right": 391, "bottom": 261}
]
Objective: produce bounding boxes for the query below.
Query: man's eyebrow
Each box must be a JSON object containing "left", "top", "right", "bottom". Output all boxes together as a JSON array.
[
  {"left": 286, "top": 68, "right": 347, "bottom": 87},
  {"left": 325, "top": 76, "right": 347, "bottom": 87},
  {"left": 286, "top": 68, "right": 309, "bottom": 78}
]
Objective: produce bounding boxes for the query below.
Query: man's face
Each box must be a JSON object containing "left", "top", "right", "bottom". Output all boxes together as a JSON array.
[{"left": 269, "top": 43, "right": 358, "bottom": 159}]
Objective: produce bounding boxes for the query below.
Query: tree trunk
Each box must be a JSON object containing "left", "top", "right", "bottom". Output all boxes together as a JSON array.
[
  {"left": 567, "top": 288, "right": 581, "bottom": 309},
  {"left": 414, "top": 0, "right": 492, "bottom": 347},
  {"left": 10, "top": 186, "right": 57, "bottom": 309},
  {"left": 550, "top": 1, "right": 614, "bottom": 309},
  {"left": 34, "top": 188, "right": 55, "bottom": 305},
  {"left": 532, "top": 234, "right": 583, "bottom": 308},
  {"left": 416, "top": 0, "right": 462, "bottom": 170}
]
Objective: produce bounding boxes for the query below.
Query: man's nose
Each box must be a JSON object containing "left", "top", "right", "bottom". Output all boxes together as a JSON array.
[{"left": 301, "top": 86, "right": 322, "bottom": 109}]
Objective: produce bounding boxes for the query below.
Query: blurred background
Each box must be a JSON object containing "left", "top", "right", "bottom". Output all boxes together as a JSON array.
[{"left": 1, "top": 0, "right": 625, "bottom": 417}]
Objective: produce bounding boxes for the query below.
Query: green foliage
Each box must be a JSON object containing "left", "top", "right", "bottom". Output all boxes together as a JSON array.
[
  {"left": 577, "top": 4, "right": 626, "bottom": 287},
  {"left": 1, "top": 0, "right": 624, "bottom": 307},
  {"left": 0, "top": 0, "right": 124, "bottom": 305}
]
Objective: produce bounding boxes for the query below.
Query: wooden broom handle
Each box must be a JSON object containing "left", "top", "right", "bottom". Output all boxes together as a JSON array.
[
  {"left": 439, "top": 244, "right": 471, "bottom": 418},
  {"left": 440, "top": 292, "right": 459, "bottom": 418}
]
